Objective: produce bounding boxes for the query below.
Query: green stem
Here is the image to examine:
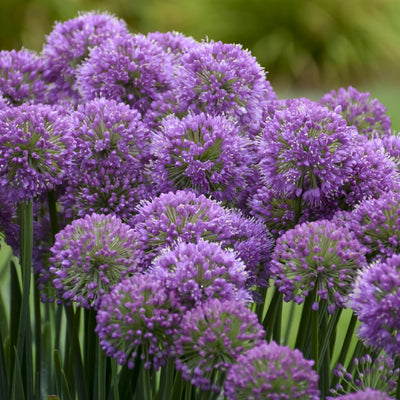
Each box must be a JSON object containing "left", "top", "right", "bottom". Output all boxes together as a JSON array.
[
  {"left": 47, "top": 189, "right": 60, "bottom": 240},
  {"left": 262, "top": 288, "right": 283, "bottom": 342},
  {"left": 295, "top": 294, "right": 314, "bottom": 355}
]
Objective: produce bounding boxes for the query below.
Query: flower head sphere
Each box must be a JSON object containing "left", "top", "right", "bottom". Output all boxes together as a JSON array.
[
  {"left": 319, "top": 86, "right": 391, "bottom": 138},
  {"left": 60, "top": 97, "right": 154, "bottom": 220},
  {"left": 174, "top": 298, "right": 265, "bottom": 393},
  {"left": 151, "top": 239, "right": 251, "bottom": 310},
  {"left": 0, "top": 104, "right": 73, "bottom": 201},
  {"left": 96, "top": 273, "right": 181, "bottom": 371},
  {"left": 224, "top": 340, "right": 320, "bottom": 400},
  {"left": 349, "top": 253, "right": 400, "bottom": 358},
  {"left": 271, "top": 219, "right": 367, "bottom": 312},
  {"left": 343, "top": 191, "right": 400, "bottom": 261},
  {"left": 42, "top": 11, "right": 130, "bottom": 104},
  {"left": 49, "top": 213, "right": 141, "bottom": 309},
  {"left": 176, "top": 40, "right": 276, "bottom": 137},
  {"left": 258, "top": 100, "right": 359, "bottom": 205},
  {"left": 151, "top": 112, "right": 253, "bottom": 202},
  {"left": 332, "top": 388, "right": 395, "bottom": 400},
  {"left": 77, "top": 33, "right": 174, "bottom": 117},
  {"left": 329, "top": 353, "right": 399, "bottom": 399},
  {"left": 0, "top": 49, "right": 47, "bottom": 105}
]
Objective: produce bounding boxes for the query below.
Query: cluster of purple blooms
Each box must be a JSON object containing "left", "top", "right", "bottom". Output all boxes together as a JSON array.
[{"left": 1, "top": 10, "right": 400, "bottom": 399}]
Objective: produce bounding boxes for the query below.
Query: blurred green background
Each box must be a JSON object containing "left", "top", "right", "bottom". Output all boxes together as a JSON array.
[{"left": 1, "top": 0, "right": 399, "bottom": 127}]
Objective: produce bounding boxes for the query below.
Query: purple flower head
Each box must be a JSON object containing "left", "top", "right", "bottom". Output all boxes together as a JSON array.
[
  {"left": 0, "top": 104, "right": 74, "bottom": 201},
  {"left": 0, "top": 49, "right": 47, "bottom": 105},
  {"left": 224, "top": 340, "right": 320, "bottom": 400},
  {"left": 77, "top": 33, "right": 174, "bottom": 117},
  {"left": 42, "top": 11, "right": 130, "bottom": 104},
  {"left": 344, "top": 191, "right": 400, "bottom": 261},
  {"left": 271, "top": 219, "right": 367, "bottom": 312},
  {"left": 60, "top": 97, "right": 154, "bottom": 220},
  {"left": 49, "top": 213, "right": 141, "bottom": 309},
  {"left": 337, "top": 136, "right": 400, "bottom": 209},
  {"left": 173, "top": 298, "right": 265, "bottom": 393},
  {"left": 175, "top": 40, "right": 276, "bottom": 137},
  {"left": 258, "top": 100, "right": 358, "bottom": 206},
  {"left": 151, "top": 239, "right": 251, "bottom": 310},
  {"left": 319, "top": 86, "right": 391, "bottom": 138},
  {"left": 372, "top": 133, "right": 400, "bottom": 171},
  {"left": 349, "top": 254, "right": 400, "bottom": 357},
  {"left": 329, "top": 353, "right": 399, "bottom": 399},
  {"left": 96, "top": 273, "right": 181, "bottom": 371},
  {"left": 332, "top": 388, "right": 395, "bottom": 400},
  {"left": 151, "top": 112, "right": 253, "bottom": 202}
]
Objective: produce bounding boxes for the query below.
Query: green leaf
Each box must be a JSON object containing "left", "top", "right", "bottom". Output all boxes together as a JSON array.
[
  {"left": 11, "top": 347, "right": 25, "bottom": 400},
  {"left": 54, "top": 349, "right": 72, "bottom": 400}
]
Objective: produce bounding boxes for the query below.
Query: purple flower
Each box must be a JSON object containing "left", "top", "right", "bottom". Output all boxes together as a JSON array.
[
  {"left": 151, "top": 239, "right": 251, "bottom": 309},
  {"left": 173, "top": 298, "right": 265, "bottom": 393},
  {"left": 257, "top": 100, "right": 358, "bottom": 206},
  {"left": 319, "top": 86, "right": 391, "bottom": 138},
  {"left": 349, "top": 254, "right": 400, "bottom": 358},
  {"left": 129, "top": 190, "right": 273, "bottom": 286},
  {"left": 342, "top": 191, "right": 400, "bottom": 261},
  {"left": 49, "top": 213, "right": 141, "bottom": 309},
  {"left": 96, "top": 273, "right": 181, "bottom": 370},
  {"left": 0, "top": 49, "right": 47, "bottom": 105},
  {"left": 372, "top": 134, "right": 400, "bottom": 171},
  {"left": 151, "top": 112, "right": 253, "bottom": 202},
  {"left": 224, "top": 340, "right": 320, "bottom": 400},
  {"left": 329, "top": 353, "right": 399, "bottom": 399},
  {"left": 77, "top": 33, "right": 174, "bottom": 117},
  {"left": 0, "top": 104, "right": 73, "bottom": 201},
  {"left": 332, "top": 388, "right": 395, "bottom": 400},
  {"left": 60, "top": 97, "right": 154, "bottom": 220},
  {"left": 271, "top": 219, "right": 367, "bottom": 312},
  {"left": 175, "top": 40, "right": 276, "bottom": 137},
  {"left": 41, "top": 11, "right": 130, "bottom": 104}
]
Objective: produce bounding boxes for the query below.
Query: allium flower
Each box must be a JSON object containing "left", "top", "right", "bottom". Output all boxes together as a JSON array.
[
  {"left": 271, "top": 219, "right": 367, "bottom": 312},
  {"left": 258, "top": 100, "right": 358, "bottom": 205},
  {"left": 151, "top": 239, "right": 251, "bottom": 309},
  {"left": 129, "top": 190, "right": 273, "bottom": 285},
  {"left": 60, "top": 97, "right": 153, "bottom": 219},
  {"left": 151, "top": 112, "right": 253, "bottom": 202},
  {"left": 0, "top": 49, "right": 47, "bottom": 105},
  {"left": 173, "top": 298, "right": 265, "bottom": 393},
  {"left": 42, "top": 11, "right": 130, "bottom": 104},
  {"left": 373, "top": 133, "right": 400, "bottom": 171},
  {"left": 49, "top": 213, "right": 141, "bottom": 309},
  {"left": 349, "top": 254, "right": 400, "bottom": 357},
  {"left": 343, "top": 191, "right": 400, "bottom": 261},
  {"left": 175, "top": 40, "right": 276, "bottom": 137},
  {"left": 319, "top": 86, "right": 391, "bottom": 138},
  {"left": 332, "top": 388, "right": 395, "bottom": 400},
  {"left": 224, "top": 340, "right": 320, "bottom": 400},
  {"left": 329, "top": 353, "right": 399, "bottom": 399},
  {"left": 77, "top": 33, "right": 174, "bottom": 117},
  {"left": 0, "top": 104, "right": 73, "bottom": 201},
  {"left": 96, "top": 274, "right": 181, "bottom": 370}
]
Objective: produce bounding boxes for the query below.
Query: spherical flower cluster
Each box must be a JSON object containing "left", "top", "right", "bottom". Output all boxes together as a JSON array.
[
  {"left": 343, "top": 191, "right": 400, "bottom": 261},
  {"left": 332, "top": 388, "right": 395, "bottom": 400},
  {"left": 271, "top": 219, "right": 367, "bottom": 312},
  {"left": 42, "top": 11, "right": 130, "bottom": 104},
  {"left": 96, "top": 274, "right": 181, "bottom": 370},
  {"left": 176, "top": 40, "right": 276, "bottom": 137},
  {"left": 173, "top": 298, "right": 265, "bottom": 393},
  {"left": 374, "top": 134, "right": 400, "bottom": 169},
  {"left": 151, "top": 112, "right": 253, "bottom": 202},
  {"left": 151, "top": 239, "right": 251, "bottom": 309},
  {"left": 258, "top": 100, "right": 358, "bottom": 205},
  {"left": 224, "top": 340, "right": 320, "bottom": 400},
  {"left": 0, "top": 104, "right": 73, "bottom": 201},
  {"left": 77, "top": 33, "right": 174, "bottom": 117},
  {"left": 60, "top": 97, "right": 153, "bottom": 219},
  {"left": 329, "top": 353, "right": 399, "bottom": 399},
  {"left": 319, "top": 86, "right": 391, "bottom": 138},
  {"left": 0, "top": 49, "right": 47, "bottom": 105},
  {"left": 349, "top": 254, "right": 400, "bottom": 357},
  {"left": 49, "top": 213, "right": 141, "bottom": 309}
]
